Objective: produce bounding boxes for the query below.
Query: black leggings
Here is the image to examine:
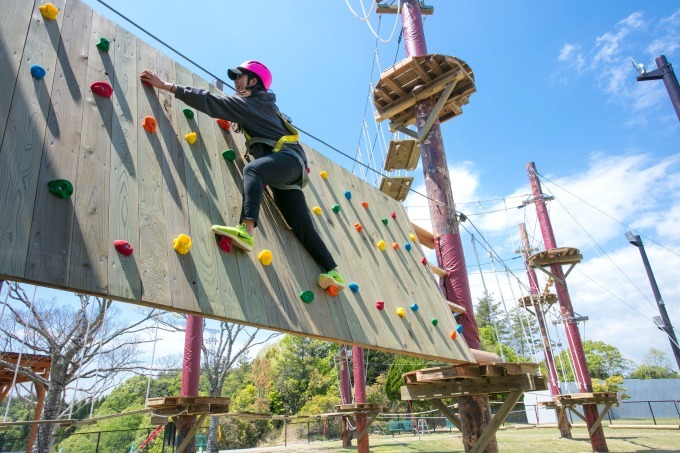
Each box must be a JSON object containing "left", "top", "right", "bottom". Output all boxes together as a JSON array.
[{"left": 241, "top": 152, "right": 337, "bottom": 272}]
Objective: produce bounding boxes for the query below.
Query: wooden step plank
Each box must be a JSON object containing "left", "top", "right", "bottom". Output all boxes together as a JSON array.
[
  {"left": 379, "top": 176, "right": 412, "bottom": 202},
  {"left": 384, "top": 139, "right": 420, "bottom": 172}
]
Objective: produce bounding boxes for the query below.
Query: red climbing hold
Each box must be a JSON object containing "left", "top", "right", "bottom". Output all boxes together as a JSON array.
[
  {"left": 375, "top": 301, "right": 385, "bottom": 310},
  {"left": 91, "top": 81, "right": 113, "bottom": 98},
  {"left": 113, "top": 239, "right": 133, "bottom": 256},
  {"left": 421, "top": 257, "right": 427, "bottom": 265},
  {"left": 216, "top": 119, "right": 231, "bottom": 131},
  {"left": 219, "top": 236, "right": 233, "bottom": 253},
  {"left": 391, "top": 211, "right": 396, "bottom": 219}
]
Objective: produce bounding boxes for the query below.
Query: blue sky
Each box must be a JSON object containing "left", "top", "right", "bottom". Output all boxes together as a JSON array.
[{"left": 25, "top": 1, "right": 680, "bottom": 371}]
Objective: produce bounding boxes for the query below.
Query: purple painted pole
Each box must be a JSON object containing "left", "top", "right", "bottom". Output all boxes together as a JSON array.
[
  {"left": 338, "top": 345, "right": 353, "bottom": 447},
  {"left": 527, "top": 162, "right": 607, "bottom": 452},
  {"left": 400, "top": 1, "right": 494, "bottom": 451},
  {"left": 352, "top": 346, "right": 368, "bottom": 452}
]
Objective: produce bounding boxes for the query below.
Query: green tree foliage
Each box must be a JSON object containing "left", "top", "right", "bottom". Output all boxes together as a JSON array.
[
  {"left": 555, "top": 340, "right": 634, "bottom": 380},
  {"left": 592, "top": 375, "right": 629, "bottom": 399},
  {"left": 384, "top": 356, "right": 432, "bottom": 401},
  {"left": 630, "top": 348, "right": 680, "bottom": 379}
]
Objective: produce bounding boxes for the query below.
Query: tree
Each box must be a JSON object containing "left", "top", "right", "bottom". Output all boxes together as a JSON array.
[
  {"left": 630, "top": 348, "right": 680, "bottom": 379},
  {"left": 0, "top": 282, "right": 165, "bottom": 453},
  {"left": 555, "top": 340, "right": 634, "bottom": 381}
]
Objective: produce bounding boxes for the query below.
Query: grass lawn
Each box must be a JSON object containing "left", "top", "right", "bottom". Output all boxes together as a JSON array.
[{"left": 234, "top": 425, "right": 679, "bottom": 452}]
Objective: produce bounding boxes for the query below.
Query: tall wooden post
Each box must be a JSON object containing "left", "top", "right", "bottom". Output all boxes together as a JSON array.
[
  {"left": 176, "top": 315, "right": 204, "bottom": 452},
  {"left": 518, "top": 224, "right": 571, "bottom": 438},
  {"left": 26, "top": 382, "right": 46, "bottom": 453},
  {"left": 399, "top": 1, "right": 496, "bottom": 451},
  {"left": 527, "top": 162, "right": 607, "bottom": 452}
]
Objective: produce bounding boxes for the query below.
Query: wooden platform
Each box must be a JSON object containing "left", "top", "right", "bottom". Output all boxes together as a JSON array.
[
  {"left": 401, "top": 362, "right": 545, "bottom": 453},
  {"left": 517, "top": 293, "right": 557, "bottom": 308},
  {"left": 373, "top": 54, "right": 475, "bottom": 132},
  {"left": 380, "top": 176, "right": 413, "bottom": 201},
  {"left": 334, "top": 403, "right": 387, "bottom": 413},
  {"left": 528, "top": 247, "right": 582, "bottom": 268},
  {"left": 146, "top": 396, "right": 230, "bottom": 416},
  {"left": 384, "top": 139, "right": 420, "bottom": 172},
  {"left": 536, "top": 392, "right": 620, "bottom": 408}
]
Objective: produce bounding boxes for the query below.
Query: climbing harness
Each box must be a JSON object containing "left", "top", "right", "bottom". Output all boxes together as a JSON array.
[{"left": 243, "top": 112, "right": 309, "bottom": 190}]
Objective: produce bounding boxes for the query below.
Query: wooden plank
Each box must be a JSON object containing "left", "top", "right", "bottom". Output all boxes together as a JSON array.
[
  {"left": 69, "top": 11, "right": 116, "bottom": 293},
  {"left": 0, "top": 0, "right": 35, "bottom": 147},
  {"left": 174, "top": 66, "right": 218, "bottom": 315},
  {"left": 25, "top": 0, "right": 92, "bottom": 286},
  {"left": 135, "top": 38, "right": 170, "bottom": 306},
  {"left": 415, "top": 365, "right": 482, "bottom": 382},
  {"left": 400, "top": 374, "right": 544, "bottom": 400},
  {"left": 470, "top": 390, "right": 523, "bottom": 453},
  {"left": 108, "top": 24, "right": 141, "bottom": 300},
  {"left": 0, "top": 0, "right": 66, "bottom": 279},
  {"left": 155, "top": 52, "right": 196, "bottom": 311}
]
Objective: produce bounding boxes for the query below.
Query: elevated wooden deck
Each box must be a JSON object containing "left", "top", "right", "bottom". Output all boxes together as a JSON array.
[
  {"left": 373, "top": 54, "right": 475, "bottom": 133},
  {"left": 517, "top": 293, "right": 558, "bottom": 308},
  {"left": 528, "top": 247, "right": 582, "bottom": 283},
  {"left": 379, "top": 176, "right": 413, "bottom": 201}
]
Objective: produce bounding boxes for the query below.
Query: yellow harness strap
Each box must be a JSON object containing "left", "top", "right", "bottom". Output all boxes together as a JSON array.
[{"left": 244, "top": 112, "right": 299, "bottom": 152}]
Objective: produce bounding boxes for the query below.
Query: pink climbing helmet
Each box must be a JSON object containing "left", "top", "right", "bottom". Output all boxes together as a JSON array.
[{"left": 228, "top": 60, "right": 272, "bottom": 90}]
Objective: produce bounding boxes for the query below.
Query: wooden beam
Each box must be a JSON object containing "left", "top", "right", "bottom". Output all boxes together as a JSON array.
[
  {"left": 356, "top": 410, "right": 381, "bottom": 442},
  {"left": 418, "top": 80, "right": 458, "bottom": 141},
  {"left": 430, "top": 400, "right": 461, "bottom": 430},
  {"left": 176, "top": 413, "right": 208, "bottom": 453},
  {"left": 470, "top": 390, "right": 523, "bottom": 453},
  {"left": 471, "top": 349, "right": 501, "bottom": 364},
  {"left": 411, "top": 223, "right": 435, "bottom": 249},
  {"left": 400, "top": 374, "right": 544, "bottom": 400},
  {"left": 447, "top": 301, "right": 467, "bottom": 314},
  {"left": 429, "top": 263, "right": 446, "bottom": 277},
  {"left": 393, "top": 125, "right": 418, "bottom": 139},
  {"left": 376, "top": 4, "right": 434, "bottom": 15}
]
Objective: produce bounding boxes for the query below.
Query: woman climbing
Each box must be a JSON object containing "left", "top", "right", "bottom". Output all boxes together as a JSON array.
[{"left": 139, "top": 61, "right": 346, "bottom": 291}]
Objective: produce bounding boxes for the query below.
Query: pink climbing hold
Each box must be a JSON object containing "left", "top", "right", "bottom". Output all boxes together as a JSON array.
[
  {"left": 219, "top": 236, "right": 233, "bottom": 253},
  {"left": 113, "top": 239, "right": 133, "bottom": 256},
  {"left": 91, "top": 81, "right": 113, "bottom": 98}
]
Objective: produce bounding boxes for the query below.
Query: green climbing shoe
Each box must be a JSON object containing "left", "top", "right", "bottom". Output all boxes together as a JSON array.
[
  {"left": 211, "top": 223, "right": 254, "bottom": 252},
  {"left": 318, "top": 269, "right": 346, "bottom": 291}
]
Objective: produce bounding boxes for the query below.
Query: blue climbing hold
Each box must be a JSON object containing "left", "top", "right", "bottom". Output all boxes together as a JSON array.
[
  {"left": 344, "top": 190, "right": 352, "bottom": 200},
  {"left": 456, "top": 324, "right": 463, "bottom": 333},
  {"left": 405, "top": 243, "right": 412, "bottom": 251},
  {"left": 349, "top": 282, "right": 359, "bottom": 293},
  {"left": 410, "top": 303, "right": 419, "bottom": 311},
  {"left": 30, "top": 65, "right": 46, "bottom": 79}
]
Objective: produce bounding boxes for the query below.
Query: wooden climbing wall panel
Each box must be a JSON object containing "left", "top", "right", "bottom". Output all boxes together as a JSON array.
[{"left": 0, "top": 0, "right": 474, "bottom": 364}]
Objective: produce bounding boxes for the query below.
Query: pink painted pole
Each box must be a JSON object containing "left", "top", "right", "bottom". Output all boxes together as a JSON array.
[
  {"left": 400, "top": 1, "right": 494, "bottom": 451},
  {"left": 177, "top": 315, "right": 204, "bottom": 451},
  {"left": 339, "top": 345, "right": 353, "bottom": 447},
  {"left": 352, "top": 346, "right": 368, "bottom": 452},
  {"left": 527, "top": 162, "right": 607, "bottom": 452}
]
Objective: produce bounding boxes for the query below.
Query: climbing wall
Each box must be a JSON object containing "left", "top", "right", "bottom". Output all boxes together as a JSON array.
[{"left": 0, "top": 0, "right": 474, "bottom": 364}]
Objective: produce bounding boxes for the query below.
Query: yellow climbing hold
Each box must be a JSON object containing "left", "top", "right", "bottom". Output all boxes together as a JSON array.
[
  {"left": 173, "top": 234, "right": 192, "bottom": 255},
  {"left": 39, "top": 3, "right": 59, "bottom": 20},
  {"left": 377, "top": 240, "right": 386, "bottom": 251},
  {"left": 396, "top": 307, "right": 406, "bottom": 318},
  {"left": 258, "top": 250, "right": 273, "bottom": 266},
  {"left": 409, "top": 233, "right": 417, "bottom": 242},
  {"left": 312, "top": 206, "right": 322, "bottom": 215},
  {"left": 320, "top": 170, "right": 328, "bottom": 179},
  {"left": 185, "top": 132, "right": 197, "bottom": 144}
]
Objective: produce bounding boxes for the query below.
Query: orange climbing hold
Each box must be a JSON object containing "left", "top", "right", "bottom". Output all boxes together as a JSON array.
[
  {"left": 392, "top": 243, "right": 399, "bottom": 250},
  {"left": 450, "top": 331, "right": 457, "bottom": 340},
  {"left": 39, "top": 3, "right": 59, "bottom": 20},
  {"left": 361, "top": 201, "right": 369, "bottom": 209},
  {"left": 142, "top": 116, "right": 157, "bottom": 134},
  {"left": 354, "top": 223, "right": 363, "bottom": 233},
  {"left": 325, "top": 286, "right": 339, "bottom": 297},
  {"left": 216, "top": 119, "right": 231, "bottom": 131}
]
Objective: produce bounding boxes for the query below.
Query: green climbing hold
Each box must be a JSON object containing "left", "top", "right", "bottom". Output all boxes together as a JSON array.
[
  {"left": 431, "top": 318, "right": 438, "bottom": 326},
  {"left": 382, "top": 218, "right": 388, "bottom": 225},
  {"left": 48, "top": 179, "right": 73, "bottom": 199},
  {"left": 299, "top": 290, "right": 314, "bottom": 303},
  {"left": 183, "top": 108, "right": 194, "bottom": 119},
  {"left": 222, "top": 149, "right": 236, "bottom": 162},
  {"left": 96, "top": 37, "right": 110, "bottom": 52},
  {"left": 332, "top": 204, "right": 341, "bottom": 213}
]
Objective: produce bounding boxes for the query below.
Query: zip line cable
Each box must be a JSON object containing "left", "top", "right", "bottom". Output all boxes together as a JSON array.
[
  {"left": 536, "top": 171, "right": 680, "bottom": 260},
  {"left": 94, "top": 0, "right": 443, "bottom": 209},
  {"left": 539, "top": 180, "right": 657, "bottom": 311}
]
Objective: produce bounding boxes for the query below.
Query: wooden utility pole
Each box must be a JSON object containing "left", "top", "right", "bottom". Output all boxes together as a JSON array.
[
  {"left": 518, "top": 224, "right": 571, "bottom": 438},
  {"left": 380, "top": 2, "right": 497, "bottom": 451},
  {"left": 527, "top": 162, "right": 608, "bottom": 452}
]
